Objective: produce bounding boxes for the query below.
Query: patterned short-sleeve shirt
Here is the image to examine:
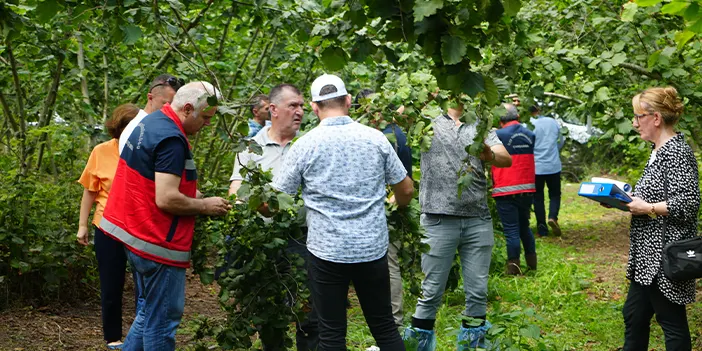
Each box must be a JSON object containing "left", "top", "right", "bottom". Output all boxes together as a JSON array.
[{"left": 272, "top": 116, "right": 408, "bottom": 263}]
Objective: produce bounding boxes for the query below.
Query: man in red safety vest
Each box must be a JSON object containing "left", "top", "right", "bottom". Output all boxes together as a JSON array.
[
  {"left": 101, "top": 81, "right": 231, "bottom": 351},
  {"left": 491, "top": 103, "right": 537, "bottom": 275}
]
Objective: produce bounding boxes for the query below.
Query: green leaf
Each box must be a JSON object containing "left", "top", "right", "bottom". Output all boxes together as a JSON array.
[
  {"left": 199, "top": 269, "right": 214, "bottom": 285},
  {"left": 582, "top": 82, "right": 595, "bottom": 93},
  {"left": 647, "top": 50, "right": 662, "bottom": 69},
  {"left": 617, "top": 120, "right": 633, "bottom": 134},
  {"left": 635, "top": 0, "right": 661, "bottom": 6},
  {"left": 207, "top": 95, "right": 218, "bottom": 107},
  {"left": 413, "top": 0, "right": 444, "bottom": 22},
  {"left": 483, "top": 76, "right": 499, "bottom": 106},
  {"left": 320, "top": 46, "right": 347, "bottom": 71},
  {"left": 36, "top": 0, "right": 59, "bottom": 23},
  {"left": 689, "top": 17, "right": 702, "bottom": 33},
  {"left": 462, "top": 72, "right": 485, "bottom": 97},
  {"left": 661, "top": 1, "right": 689, "bottom": 14},
  {"left": 532, "top": 85, "right": 545, "bottom": 98},
  {"left": 236, "top": 121, "right": 249, "bottom": 136},
  {"left": 596, "top": 87, "right": 610, "bottom": 102},
  {"left": 503, "top": 0, "right": 522, "bottom": 17},
  {"left": 675, "top": 31, "right": 696, "bottom": 50},
  {"left": 122, "top": 24, "right": 142, "bottom": 45},
  {"left": 610, "top": 52, "right": 627, "bottom": 66},
  {"left": 237, "top": 183, "right": 251, "bottom": 199},
  {"left": 621, "top": 2, "right": 638, "bottom": 22},
  {"left": 276, "top": 193, "right": 294, "bottom": 211},
  {"left": 683, "top": 2, "right": 699, "bottom": 21},
  {"left": 441, "top": 36, "right": 467, "bottom": 65},
  {"left": 612, "top": 41, "right": 626, "bottom": 52}
]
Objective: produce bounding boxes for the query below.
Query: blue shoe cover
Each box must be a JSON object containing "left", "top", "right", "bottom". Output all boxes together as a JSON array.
[
  {"left": 457, "top": 320, "right": 492, "bottom": 350},
  {"left": 402, "top": 326, "right": 437, "bottom": 351}
]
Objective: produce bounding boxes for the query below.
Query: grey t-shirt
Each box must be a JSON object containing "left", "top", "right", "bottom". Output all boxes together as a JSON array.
[{"left": 419, "top": 114, "right": 502, "bottom": 218}]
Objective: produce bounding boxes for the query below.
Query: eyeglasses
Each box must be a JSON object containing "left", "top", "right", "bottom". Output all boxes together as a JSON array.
[
  {"left": 149, "top": 77, "right": 185, "bottom": 93},
  {"left": 633, "top": 112, "right": 654, "bottom": 123}
]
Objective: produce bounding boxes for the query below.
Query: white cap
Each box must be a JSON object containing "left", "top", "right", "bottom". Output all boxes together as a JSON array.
[{"left": 310, "top": 74, "right": 348, "bottom": 102}]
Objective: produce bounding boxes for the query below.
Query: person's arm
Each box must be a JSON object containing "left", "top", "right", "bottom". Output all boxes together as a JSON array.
[
  {"left": 557, "top": 122, "right": 566, "bottom": 150},
  {"left": 228, "top": 180, "right": 243, "bottom": 197},
  {"left": 480, "top": 130, "right": 511, "bottom": 168},
  {"left": 77, "top": 189, "right": 98, "bottom": 246},
  {"left": 155, "top": 172, "right": 231, "bottom": 216},
  {"left": 392, "top": 176, "right": 414, "bottom": 207}
]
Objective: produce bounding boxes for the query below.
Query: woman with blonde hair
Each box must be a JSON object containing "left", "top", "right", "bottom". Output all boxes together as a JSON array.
[
  {"left": 77, "top": 103, "right": 140, "bottom": 349},
  {"left": 623, "top": 87, "right": 699, "bottom": 350}
]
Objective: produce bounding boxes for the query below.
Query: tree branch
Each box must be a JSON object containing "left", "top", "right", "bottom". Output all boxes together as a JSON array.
[
  {"left": 217, "top": 4, "right": 236, "bottom": 61},
  {"left": 170, "top": 4, "right": 222, "bottom": 93},
  {"left": 130, "top": 0, "right": 216, "bottom": 103},
  {"left": 0, "top": 91, "right": 19, "bottom": 135},
  {"left": 618, "top": 62, "right": 662, "bottom": 80},
  {"left": 226, "top": 26, "right": 260, "bottom": 100},
  {"left": 33, "top": 54, "right": 65, "bottom": 172},
  {"left": 6, "top": 40, "right": 26, "bottom": 139}
]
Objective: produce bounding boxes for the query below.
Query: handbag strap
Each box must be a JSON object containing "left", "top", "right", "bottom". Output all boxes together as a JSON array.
[{"left": 660, "top": 154, "right": 668, "bottom": 251}]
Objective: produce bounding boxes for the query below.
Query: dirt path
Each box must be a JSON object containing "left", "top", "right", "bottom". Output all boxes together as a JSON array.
[{"left": 0, "top": 271, "right": 222, "bottom": 350}]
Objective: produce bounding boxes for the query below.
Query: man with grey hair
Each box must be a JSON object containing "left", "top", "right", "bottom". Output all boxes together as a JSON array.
[
  {"left": 228, "top": 83, "right": 316, "bottom": 351},
  {"left": 491, "top": 103, "right": 537, "bottom": 275},
  {"left": 101, "top": 81, "right": 230, "bottom": 351}
]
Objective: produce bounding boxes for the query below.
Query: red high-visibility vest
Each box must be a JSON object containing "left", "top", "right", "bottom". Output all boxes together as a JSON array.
[
  {"left": 492, "top": 121, "right": 536, "bottom": 197},
  {"left": 101, "top": 104, "right": 197, "bottom": 268}
]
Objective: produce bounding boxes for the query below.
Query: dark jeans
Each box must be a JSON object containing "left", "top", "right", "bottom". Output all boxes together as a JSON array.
[
  {"left": 623, "top": 280, "right": 691, "bottom": 350},
  {"left": 308, "top": 252, "right": 405, "bottom": 351},
  {"left": 495, "top": 194, "right": 536, "bottom": 260},
  {"left": 260, "top": 236, "right": 319, "bottom": 351},
  {"left": 95, "top": 226, "right": 136, "bottom": 343},
  {"left": 534, "top": 172, "right": 561, "bottom": 236}
]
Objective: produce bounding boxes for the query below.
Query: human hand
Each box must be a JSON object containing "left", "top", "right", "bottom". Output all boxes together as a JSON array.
[
  {"left": 626, "top": 197, "right": 651, "bottom": 216},
  {"left": 478, "top": 143, "right": 494, "bottom": 162},
  {"left": 77, "top": 226, "right": 90, "bottom": 246},
  {"left": 202, "top": 197, "right": 232, "bottom": 216}
]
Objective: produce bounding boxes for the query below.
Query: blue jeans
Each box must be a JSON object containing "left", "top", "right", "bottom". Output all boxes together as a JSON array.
[
  {"left": 123, "top": 250, "right": 186, "bottom": 351},
  {"left": 534, "top": 172, "right": 561, "bottom": 235},
  {"left": 413, "top": 215, "right": 494, "bottom": 320},
  {"left": 495, "top": 194, "right": 536, "bottom": 260}
]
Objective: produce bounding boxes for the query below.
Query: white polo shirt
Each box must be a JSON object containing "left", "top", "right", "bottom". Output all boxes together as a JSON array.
[{"left": 119, "top": 109, "right": 149, "bottom": 154}]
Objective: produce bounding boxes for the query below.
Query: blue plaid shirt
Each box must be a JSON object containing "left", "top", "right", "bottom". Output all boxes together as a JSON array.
[{"left": 272, "top": 116, "right": 408, "bottom": 263}]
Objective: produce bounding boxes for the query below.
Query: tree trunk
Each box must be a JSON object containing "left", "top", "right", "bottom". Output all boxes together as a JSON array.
[{"left": 77, "top": 32, "right": 97, "bottom": 147}]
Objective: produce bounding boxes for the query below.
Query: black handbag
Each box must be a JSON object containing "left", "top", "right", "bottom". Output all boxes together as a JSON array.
[
  {"left": 662, "top": 236, "right": 702, "bottom": 280},
  {"left": 659, "top": 165, "right": 702, "bottom": 280}
]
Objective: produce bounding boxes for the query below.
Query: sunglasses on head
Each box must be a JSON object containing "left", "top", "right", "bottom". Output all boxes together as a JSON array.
[{"left": 149, "top": 77, "right": 185, "bottom": 93}]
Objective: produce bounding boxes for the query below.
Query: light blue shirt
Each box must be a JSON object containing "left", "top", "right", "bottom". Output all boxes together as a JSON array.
[
  {"left": 272, "top": 116, "right": 408, "bottom": 263},
  {"left": 531, "top": 115, "right": 565, "bottom": 175}
]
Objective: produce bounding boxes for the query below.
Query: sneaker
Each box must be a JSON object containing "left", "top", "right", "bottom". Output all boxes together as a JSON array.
[
  {"left": 365, "top": 347, "right": 380, "bottom": 351},
  {"left": 548, "top": 219, "right": 562, "bottom": 237},
  {"left": 457, "top": 320, "right": 492, "bottom": 350},
  {"left": 402, "top": 326, "right": 437, "bottom": 351}
]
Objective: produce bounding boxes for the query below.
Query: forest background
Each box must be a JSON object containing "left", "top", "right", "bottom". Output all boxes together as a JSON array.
[{"left": 1, "top": 0, "right": 702, "bottom": 350}]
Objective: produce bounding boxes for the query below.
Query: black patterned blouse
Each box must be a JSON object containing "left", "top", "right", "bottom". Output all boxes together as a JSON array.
[{"left": 628, "top": 133, "right": 700, "bottom": 305}]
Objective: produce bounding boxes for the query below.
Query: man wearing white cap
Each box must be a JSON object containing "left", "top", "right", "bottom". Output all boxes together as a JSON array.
[{"left": 272, "top": 74, "right": 414, "bottom": 350}]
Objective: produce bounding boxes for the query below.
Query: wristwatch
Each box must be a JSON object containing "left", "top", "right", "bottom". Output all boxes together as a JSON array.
[{"left": 648, "top": 204, "right": 657, "bottom": 218}]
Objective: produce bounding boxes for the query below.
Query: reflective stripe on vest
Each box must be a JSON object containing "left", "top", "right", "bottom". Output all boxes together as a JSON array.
[
  {"left": 493, "top": 183, "right": 536, "bottom": 195},
  {"left": 100, "top": 217, "right": 191, "bottom": 263}
]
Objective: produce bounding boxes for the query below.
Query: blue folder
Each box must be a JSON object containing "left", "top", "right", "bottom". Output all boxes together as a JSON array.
[{"left": 578, "top": 182, "right": 632, "bottom": 211}]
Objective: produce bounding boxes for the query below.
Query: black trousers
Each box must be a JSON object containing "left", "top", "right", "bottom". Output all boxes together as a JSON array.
[
  {"left": 94, "top": 226, "right": 135, "bottom": 342},
  {"left": 534, "top": 172, "right": 561, "bottom": 236},
  {"left": 623, "top": 280, "right": 691, "bottom": 351},
  {"left": 308, "top": 252, "right": 405, "bottom": 351}
]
